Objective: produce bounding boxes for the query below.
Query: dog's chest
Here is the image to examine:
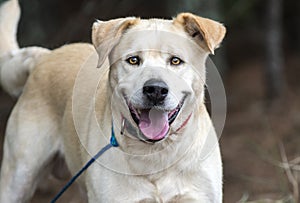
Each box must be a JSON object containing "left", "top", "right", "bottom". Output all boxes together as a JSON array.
[
  {"left": 114, "top": 171, "right": 202, "bottom": 202},
  {"left": 143, "top": 173, "right": 192, "bottom": 202}
]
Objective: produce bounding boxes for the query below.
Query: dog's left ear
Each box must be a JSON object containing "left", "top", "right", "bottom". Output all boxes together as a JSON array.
[
  {"left": 173, "top": 13, "right": 226, "bottom": 55},
  {"left": 92, "top": 17, "right": 140, "bottom": 67}
]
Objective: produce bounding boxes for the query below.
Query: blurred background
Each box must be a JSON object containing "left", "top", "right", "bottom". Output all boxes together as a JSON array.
[{"left": 0, "top": 0, "right": 299, "bottom": 202}]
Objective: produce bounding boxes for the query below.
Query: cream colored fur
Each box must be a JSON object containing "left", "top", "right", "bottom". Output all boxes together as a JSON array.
[{"left": 0, "top": 0, "right": 226, "bottom": 202}]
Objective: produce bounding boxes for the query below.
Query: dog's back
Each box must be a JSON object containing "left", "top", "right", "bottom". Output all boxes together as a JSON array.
[{"left": 24, "top": 43, "right": 96, "bottom": 111}]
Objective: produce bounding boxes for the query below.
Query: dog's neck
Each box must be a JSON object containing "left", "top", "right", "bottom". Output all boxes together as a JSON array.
[{"left": 113, "top": 112, "right": 206, "bottom": 175}]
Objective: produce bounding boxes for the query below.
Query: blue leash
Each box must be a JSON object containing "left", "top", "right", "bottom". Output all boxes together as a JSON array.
[{"left": 50, "top": 127, "right": 119, "bottom": 203}]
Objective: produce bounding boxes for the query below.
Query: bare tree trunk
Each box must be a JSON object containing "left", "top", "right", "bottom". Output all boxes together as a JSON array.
[{"left": 265, "top": 0, "right": 285, "bottom": 100}]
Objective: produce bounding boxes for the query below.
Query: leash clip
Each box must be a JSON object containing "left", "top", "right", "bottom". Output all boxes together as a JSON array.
[{"left": 120, "top": 117, "right": 125, "bottom": 135}]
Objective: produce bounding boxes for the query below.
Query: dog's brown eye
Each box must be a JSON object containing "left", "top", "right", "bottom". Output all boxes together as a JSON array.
[
  {"left": 126, "top": 56, "right": 140, "bottom": 65},
  {"left": 170, "top": 57, "right": 183, "bottom": 66}
]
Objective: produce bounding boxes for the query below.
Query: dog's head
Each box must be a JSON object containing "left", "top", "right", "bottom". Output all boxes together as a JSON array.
[{"left": 92, "top": 13, "right": 226, "bottom": 144}]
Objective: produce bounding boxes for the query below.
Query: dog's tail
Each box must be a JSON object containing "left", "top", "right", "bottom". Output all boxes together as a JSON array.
[
  {"left": 0, "top": 0, "right": 49, "bottom": 97},
  {"left": 0, "top": 0, "right": 20, "bottom": 54}
]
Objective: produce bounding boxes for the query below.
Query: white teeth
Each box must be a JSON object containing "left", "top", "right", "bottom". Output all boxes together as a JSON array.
[{"left": 137, "top": 109, "right": 141, "bottom": 115}]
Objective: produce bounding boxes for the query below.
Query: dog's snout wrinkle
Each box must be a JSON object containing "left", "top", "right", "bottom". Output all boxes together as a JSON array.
[{"left": 143, "top": 79, "right": 169, "bottom": 104}]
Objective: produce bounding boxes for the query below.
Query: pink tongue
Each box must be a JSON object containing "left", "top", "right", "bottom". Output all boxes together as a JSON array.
[{"left": 138, "top": 109, "right": 169, "bottom": 140}]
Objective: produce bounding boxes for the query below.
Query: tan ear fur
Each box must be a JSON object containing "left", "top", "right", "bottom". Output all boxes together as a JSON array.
[
  {"left": 92, "top": 17, "right": 140, "bottom": 67},
  {"left": 174, "top": 13, "right": 226, "bottom": 54}
]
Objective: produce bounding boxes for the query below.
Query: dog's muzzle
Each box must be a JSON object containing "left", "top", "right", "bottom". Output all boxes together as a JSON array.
[{"left": 125, "top": 79, "right": 184, "bottom": 142}]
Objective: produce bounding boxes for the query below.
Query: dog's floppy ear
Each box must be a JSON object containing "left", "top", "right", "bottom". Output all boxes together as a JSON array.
[
  {"left": 174, "top": 13, "right": 226, "bottom": 55},
  {"left": 92, "top": 17, "right": 140, "bottom": 67}
]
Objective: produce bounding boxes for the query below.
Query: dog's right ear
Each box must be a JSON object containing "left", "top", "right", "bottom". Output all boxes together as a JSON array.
[{"left": 92, "top": 17, "right": 140, "bottom": 68}]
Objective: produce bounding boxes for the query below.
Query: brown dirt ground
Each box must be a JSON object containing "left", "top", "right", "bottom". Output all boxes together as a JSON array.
[{"left": 0, "top": 55, "right": 299, "bottom": 202}]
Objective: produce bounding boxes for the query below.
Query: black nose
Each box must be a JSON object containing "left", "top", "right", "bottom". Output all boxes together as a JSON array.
[{"left": 143, "top": 79, "right": 169, "bottom": 104}]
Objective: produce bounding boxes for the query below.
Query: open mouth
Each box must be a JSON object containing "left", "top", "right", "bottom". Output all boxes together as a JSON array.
[{"left": 128, "top": 99, "right": 184, "bottom": 142}]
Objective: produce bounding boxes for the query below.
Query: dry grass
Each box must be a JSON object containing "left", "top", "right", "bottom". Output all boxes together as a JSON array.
[{"left": 236, "top": 143, "right": 299, "bottom": 203}]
